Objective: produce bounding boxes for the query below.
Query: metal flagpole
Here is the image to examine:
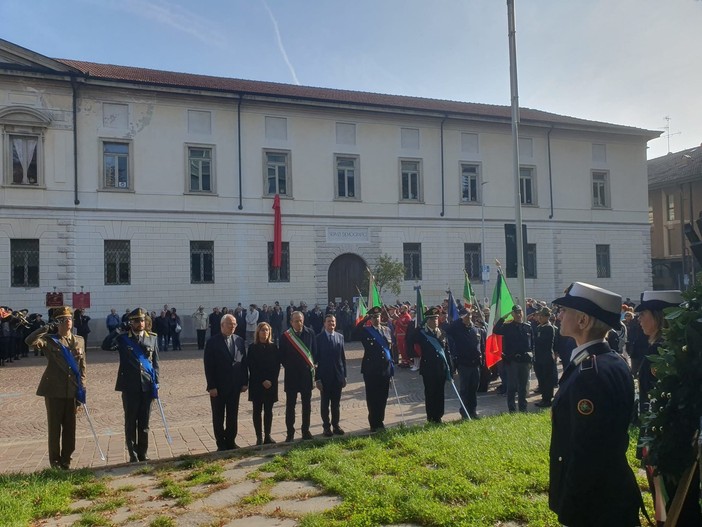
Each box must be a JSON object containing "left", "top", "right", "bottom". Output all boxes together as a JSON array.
[
  {"left": 449, "top": 379, "right": 471, "bottom": 420},
  {"left": 81, "top": 403, "right": 106, "bottom": 461},
  {"left": 156, "top": 398, "right": 173, "bottom": 445},
  {"left": 390, "top": 377, "right": 406, "bottom": 425}
]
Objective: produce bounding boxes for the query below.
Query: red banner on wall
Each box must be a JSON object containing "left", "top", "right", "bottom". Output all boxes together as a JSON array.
[
  {"left": 45, "top": 292, "right": 64, "bottom": 307},
  {"left": 72, "top": 292, "right": 91, "bottom": 309}
]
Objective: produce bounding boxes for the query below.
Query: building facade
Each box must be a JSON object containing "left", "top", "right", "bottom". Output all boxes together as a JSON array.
[
  {"left": 648, "top": 146, "right": 702, "bottom": 290},
  {"left": 0, "top": 39, "right": 658, "bottom": 341}
]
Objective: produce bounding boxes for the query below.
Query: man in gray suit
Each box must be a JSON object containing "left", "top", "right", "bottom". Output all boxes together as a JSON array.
[{"left": 315, "top": 314, "right": 347, "bottom": 437}]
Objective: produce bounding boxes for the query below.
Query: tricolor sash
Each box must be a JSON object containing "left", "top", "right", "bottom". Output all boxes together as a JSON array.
[
  {"left": 284, "top": 329, "right": 315, "bottom": 380},
  {"left": 50, "top": 336, "right": 86, "bottom": 404},
  {"left": 420, "top": 329, "right": 451, "bottom": 381},
  {"left": 365, "top": 325, "right": 395, "bottom": 377},
  {"left": 118, "top": 334, "right": 158, "bottom": 398}
]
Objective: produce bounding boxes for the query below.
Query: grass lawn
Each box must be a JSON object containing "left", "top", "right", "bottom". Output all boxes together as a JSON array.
[{"left": 0, "top": 411, "right": 652, "bottom": 527}]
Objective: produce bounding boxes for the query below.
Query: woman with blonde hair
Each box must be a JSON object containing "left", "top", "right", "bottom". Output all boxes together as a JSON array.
[{"left": 247, "top": 322, "right": 281, "bottom": 445}]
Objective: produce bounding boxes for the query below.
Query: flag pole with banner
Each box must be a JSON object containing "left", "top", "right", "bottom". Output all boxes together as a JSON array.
[
  {"left": 463, "top": 270, "right": 476, "bottom": 308},
  {"left": 484, "top": 261, "right": 515, "bottom": 369}
]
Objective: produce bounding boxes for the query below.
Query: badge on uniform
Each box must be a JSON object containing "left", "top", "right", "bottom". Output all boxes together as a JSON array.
[{"left": 577, "top": 399, "right": 594, "bottom": 415}]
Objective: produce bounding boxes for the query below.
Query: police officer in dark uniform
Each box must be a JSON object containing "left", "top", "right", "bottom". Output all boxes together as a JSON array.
[
  {"left": 550, "top": 282, "right": 643, "bottom": 526},
  {"left": 408, "top": 306, "right": 453, "bottom": 423},
  {"left": 446, "top": 306, "right": 482, "bottom": 418},
  {"left": 493, "top": 304, "right": 533, "bottom": 413},
  {"left": 102, "top": 307, "right": 160, "bottom": 462},
  {"left": 533, "top": 307, "right": 557, "bottom": 408},
  {"left": 352, "top": 306, "right": 393, "bottom": 432}
]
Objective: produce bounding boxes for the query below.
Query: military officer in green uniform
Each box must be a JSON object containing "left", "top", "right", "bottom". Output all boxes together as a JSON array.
[
  {"left": 102, "top": 307, "right": 160, "bottom": 462},
  {"left": 26, "top": 305, "right": 86, "bottom": 469}
]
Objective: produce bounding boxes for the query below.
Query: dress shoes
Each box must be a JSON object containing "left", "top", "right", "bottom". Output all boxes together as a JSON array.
[
  {"left": 285, "top": 434, "right": 294, "bottom": 443},
  {"left": 263, "top": 435, "right": 276, "bottom": 445},
  {"left": 332, "top": 427, "right": 345, "bottom": 436},
  {"left": 322, "top": 428, "right": 333, "bottom": 437},
  {"left": 301, "top": 431, "right": 314, "bottom": 440},
  {"left": 534, "top": 400, "right": 552, "bottom": 408}
]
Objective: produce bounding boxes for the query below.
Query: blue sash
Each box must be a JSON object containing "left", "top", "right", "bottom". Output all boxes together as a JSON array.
[
  {"left": 365, "top": 325, "right": 395, "bottom": 377},
  {"left": 50, "top": 336, "right": 86, "bottom": 404},
  {"left": 420, "top": 329, "right": 451, "bottom": 381},
  {"left": 118, "top": 334, "right": 158, "bottom": 398}
]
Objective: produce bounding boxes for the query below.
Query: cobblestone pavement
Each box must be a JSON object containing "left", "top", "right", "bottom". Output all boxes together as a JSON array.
[{"left": 0, "top": 341, "right": 543, "bottom": 474}]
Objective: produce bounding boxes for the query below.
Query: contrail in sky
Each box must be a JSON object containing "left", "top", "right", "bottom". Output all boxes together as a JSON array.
[{"left": 261, "top": 0, "right": 301, "bottom": 85}]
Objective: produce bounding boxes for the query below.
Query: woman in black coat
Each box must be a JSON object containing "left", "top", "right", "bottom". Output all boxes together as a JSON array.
[{"left": 247, "top": 322, "right": 281, "bottom": 445}]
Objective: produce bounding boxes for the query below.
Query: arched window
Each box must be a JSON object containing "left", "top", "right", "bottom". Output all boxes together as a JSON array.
[{"left": 0, "top": 106, "right": 51, "bottom": 187}]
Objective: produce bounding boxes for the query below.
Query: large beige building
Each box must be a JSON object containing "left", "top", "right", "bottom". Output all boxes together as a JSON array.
[
  {"left": 0, "top": 39, "right": 658, "bottom": 340},
  {"left": 648, "top": 146, "right": 702, "bottom": 290}
]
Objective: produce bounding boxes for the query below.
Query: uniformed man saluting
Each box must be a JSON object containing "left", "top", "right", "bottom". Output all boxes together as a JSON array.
[
  {"left": 102, "top": 307, "right": 159, "bottom": 462},
  {"left": 352, "top": 306, "right": 394, "bottom": 432},
  {"left": 549, "top": 282, "right": 644, "bottom": 526},
  {"left": 26, "top": 305, "right": 86, "bottom": 469}
]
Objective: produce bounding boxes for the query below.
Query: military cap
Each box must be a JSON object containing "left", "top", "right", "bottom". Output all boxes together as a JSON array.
[
  {"left": 511, "top": 304, "right": 523, "bottom": 313},
  {"left": 553, "top": 282, "right": 621, "bottom": 329},
  {"left": 53, "top": 306, "right": 73, "bottom": 319},
  {"left": 538, "top": 307, "right": 551, "bottom": 317},
  {"left": 424, "top": 306, "right": 441, "bottom": 318},
  {"left": 367, "top": 306, "right": 382, "bottom": 316},
  {"left": 635, "top": 290, "right": 683, "bottom": 313},
  {"left": 129, "top": 307, "right": 147, "bottom": 320},
  {"left": 458, "top": 306, "right": 470, "bottom": 317}
]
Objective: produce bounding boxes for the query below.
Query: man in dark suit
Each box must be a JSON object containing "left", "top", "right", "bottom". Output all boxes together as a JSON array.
[
  {"left": 26, "top": 305, "right": 86, "bottom": 469},
  {"left": 549, "top": 282, "right": 643, "bottom": 526},
  {"left": 102, "top": 307, "right": 159, "bottom": 462},
  {"left": 280, "top": 310, "right": 317, "bottom": 441},
  {"left": 315, "top": 314, "right": 347, "bottom": 437},
  {"left": 203, "top": 314, "right": 248, "bottom": 450}
]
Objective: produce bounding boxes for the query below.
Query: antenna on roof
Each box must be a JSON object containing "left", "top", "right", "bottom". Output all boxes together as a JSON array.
[{"left": 663, "top": 116, "right": 682, "bottom": 154}]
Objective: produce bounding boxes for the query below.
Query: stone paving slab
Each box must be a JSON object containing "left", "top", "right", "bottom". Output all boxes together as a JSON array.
[
  {"left": 262, "top": 495, "right": 343, "bottom": 515},
  {"left": 223, "top": 516, "right": 298, "bottom": 527}
]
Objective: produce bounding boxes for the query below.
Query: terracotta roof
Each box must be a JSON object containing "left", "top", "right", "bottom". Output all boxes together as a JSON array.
[
  {"left": 648, "top": 145, "right": 702, "bottom": 188},
  {"left": 55, "top": 58, "right": 658, "bottom": 137}
]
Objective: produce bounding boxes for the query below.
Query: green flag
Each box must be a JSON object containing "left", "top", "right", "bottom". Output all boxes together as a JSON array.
[
  {"left": 415, "top": 286, "right": 426, "bottom": 328},
  {"left": 355, "top": 293, "right": 368, "bottom": 323},
  {"left": 369, "top": 272, "right": 382, "bottom": 308},
  {"left": 463, "top": 270, "right": 476, "bottom": 307}
]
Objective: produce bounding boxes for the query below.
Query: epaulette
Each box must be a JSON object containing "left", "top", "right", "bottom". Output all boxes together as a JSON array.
[
  {"left": 147, "top": 331, "right": 158, "bottom": 337},
  {"left": 579, "top": 354, "right": 597, "bottom": 373}
]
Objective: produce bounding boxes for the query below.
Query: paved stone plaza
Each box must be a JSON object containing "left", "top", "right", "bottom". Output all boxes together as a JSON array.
[{"left": 0, "top": 341, "right": 541, "bottom": 474}]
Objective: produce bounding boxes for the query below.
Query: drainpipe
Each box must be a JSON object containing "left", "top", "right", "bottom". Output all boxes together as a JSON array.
[
  {"left": 71, "top": 76, "right": 80, "bottom": 205},
  {"left": 440, "top": 116, "right": 447, "bottom": 217},
  {"left": 547, "top": 126, "right": 554, "bottom": 219},
  {"left": 237, "top": 94, "right": 243, "bottom": 210}
]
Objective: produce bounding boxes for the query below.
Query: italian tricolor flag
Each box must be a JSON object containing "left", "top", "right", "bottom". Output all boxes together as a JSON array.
[{"left": 485, "top": 270, "right": 515, "bottom": 368}]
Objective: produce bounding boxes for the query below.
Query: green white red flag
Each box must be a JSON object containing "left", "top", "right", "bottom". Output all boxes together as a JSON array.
[{"left": 484, "top": 269, "right": 515, "bottom": 368}]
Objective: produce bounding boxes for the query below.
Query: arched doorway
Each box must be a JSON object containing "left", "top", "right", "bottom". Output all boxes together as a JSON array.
[{"left": 327, "top": 253, "right": 367, "bottom": 304}]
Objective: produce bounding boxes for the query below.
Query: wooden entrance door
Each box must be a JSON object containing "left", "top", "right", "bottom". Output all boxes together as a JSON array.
[{"left": 327, "top": 253, "right": 366, "bottom": 304}]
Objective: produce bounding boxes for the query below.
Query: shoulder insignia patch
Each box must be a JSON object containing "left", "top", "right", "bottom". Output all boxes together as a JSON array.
[{"left": 577, "top": 399, "right": 594, "bottom": 416}]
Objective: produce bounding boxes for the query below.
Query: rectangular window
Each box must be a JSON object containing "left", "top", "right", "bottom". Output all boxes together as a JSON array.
[
  {"left": 335, "top": 155, "right": 359, "bottom": 199},
  {"left": 187, "top": 110, "right": 211, "bottom": 135},
  {"left": 336, "top": 122, "right": 356, "bottom": 145},
  {"left": 648, "top": 205, "right": 654, "bottom": 224},
  {"left": 596, "top": 245, "right": 611, "bottom": 278},
  {"left": 461, "top": 132, "right": 479, "bottom": 154},
  {"left": 400, "top": 128, "right": 420, "bottom": 150},
  {"left": 592, "top": 170, "right": 609, "bottom": 208},
  {"left": 190, "top": 241, "right": 214, "bottom": 283},
  {"left": 104, "top": 240, "right": 131, "bottom": 285},
  {"left": 592, "top": 143, "right": 607, "bottom": 163},
  {"left": 9, "top": 135, "right": 39, "bottom": 185},
  {"left": 464, "top": 243, "right": 482, "bottom": 281},
  {"left": 400, "top": 159, "right": 421, "bottom": 201},
  {"left": 102, "top": 141, "right": 130, "bottom": 190},
  {"left": 268, "top": 241, "right": 290, "bottom": 282},
  {"left": 666, "top": 193, "right": 675, "bottom": 221},
  {"left": 460, "top": 163, "right": 480, "bottom": 203},
  {"left": 264, "top": 150, "right": 291, "bottom": 197},
  {"left": 525, "top": 243, "right": 537, "bottom": 279},
  {"left": 519, "top": 166, "right": 535, "bottom": 205},
  {"left": 10, "top": 239, "right": 39, "bottom": 287},
  {"left": 403, "top": 243, "right": 422, "bottom": 280},
  {"left": 188, "top": 146, "right": 213, "bottom": 192}
]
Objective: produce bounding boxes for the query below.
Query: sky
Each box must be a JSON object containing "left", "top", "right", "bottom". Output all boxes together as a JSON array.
[{"left": 2, "top": 0, "right": 701, "bottom": 160}]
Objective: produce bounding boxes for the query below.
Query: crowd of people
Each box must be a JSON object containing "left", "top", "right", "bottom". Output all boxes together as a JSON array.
[{"left": 10, "top": 282, "right": 702, "bottom": 525}]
